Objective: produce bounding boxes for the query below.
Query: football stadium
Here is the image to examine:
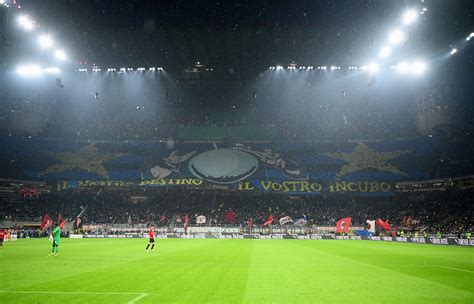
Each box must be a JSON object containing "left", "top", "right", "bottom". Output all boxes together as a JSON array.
[{"left": 0, "top": 1, "right": 473, "bottom": 303}]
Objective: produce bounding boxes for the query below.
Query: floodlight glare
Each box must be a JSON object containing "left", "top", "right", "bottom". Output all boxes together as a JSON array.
[
  {"left": 16, "top": 64, "right": 42, "bottom": 76},
  {"left": 38, "top": 34, "right": 54, "bottom": 49},
  {"left": 18, "top": 15, "right": 34, "bottom": 31},
  {"left": 389, "top": 29, "right": 405, "bottom": 45},
  {"left": 411, "top": 60, "right": 426, "bottom": 75},
  {"left": 467, "top": 33, "right": 474, "bottom": 41},
  {"left": 450, "top": 48, "right": 457, "bottom": 55},
  {"left": 44, "top": 67, "right": 60, "bottom": 74},
  {"left": 402, "top": 10, "right": 417, "bottom": 25},
  {"left": 396, "top": 62, "right": 409, "bottom": 73},
  {"left": 367, "top": 63, "right": 379, "bottom": 73},
  {"left": 54, "top": 50, "right": 67, "bottom": 61},
  {"left": 379, "top": 46, "right": 391, "bottom": 58}
]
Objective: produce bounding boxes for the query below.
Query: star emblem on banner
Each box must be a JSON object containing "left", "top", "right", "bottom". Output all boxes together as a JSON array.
[
  {"left": 324, "top": 142, "right": 409, "bottom": 178},
  {"left": 42, "top": 143, "right": 125, "bottom": 178}
]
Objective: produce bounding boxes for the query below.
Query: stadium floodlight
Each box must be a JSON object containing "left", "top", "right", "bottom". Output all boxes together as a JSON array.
[
  {"left": 44, "top": 67, "right": 60, "bottom": 74},
  {"left": 402, "top": 9, "right": 417, "bottom": 25},
  {"left": 467, "top": 33, "right": 474, "bottom": 41},
  {"left": 330, "top": 66, "right": 336, "bottom": 70},
  {"left": 450, "top": 48, "right": 457, "bottom": 55},
  {"left": 411, "top": 60, "right": 426, "bottom": 75},
  {"left": 396, "top": 62, "right": 409, "bottom": 73},
  {"left": 38, "top": 34, "right": 54, "bottom": 49},
  {"left": 276, "top": 65, "right": 283, "bottom": 70},
  {"left": 54, "top": 50, "right": 67, "bottom": 61},
  {"left": 120, "top": 67, "right": 126, "bottom": 72},
  {"left": 367, "top": 63, "right": 379, "bottom": 73},
  {"left": 16, "top": 64, "right": 42, "bottom": 76},
  {"left": 18, "top": 15, "right": 35, "bottom": 31},
  {"left": 149, "top": 67, "right": 156, "bottom": 71},
  {"left": 379, "top": 46, "right": 391, "bottom": 58},
  {"left": 388, "top": 29, "right": 405, "bottom": 45},
  {"left": 421, "top": 7, "right": 428, "bottom": 15}
]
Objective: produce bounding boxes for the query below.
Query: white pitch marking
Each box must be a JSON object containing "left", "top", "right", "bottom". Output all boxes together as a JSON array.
[
  {"left": 439, "top": 266, "right": 474, "bottom": 274},
  {"left": 128, "top": 293, "right": 149, "bottom": 304},
  {"left": 0, "top": 290, "right": 150, "bottom": 303}
]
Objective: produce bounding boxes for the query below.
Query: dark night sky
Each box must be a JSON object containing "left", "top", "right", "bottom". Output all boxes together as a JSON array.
[{"left": 1, "top": 0, "right": 473, "bottom": 89}]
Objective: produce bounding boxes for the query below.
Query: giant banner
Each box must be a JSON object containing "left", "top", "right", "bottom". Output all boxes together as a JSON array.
[{"left": 0, "top": 138, "right": 434, "bottom": 195}]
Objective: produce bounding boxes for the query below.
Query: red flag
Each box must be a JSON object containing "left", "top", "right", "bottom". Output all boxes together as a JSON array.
[
  {"left": 40, "top": 213, "right": 53, "bottom": 230},
  {"left": 335, "top": 217, "right": 352, "bottom": 233},
  {"left": 160, "top": 214, "right": 166, "bottom": 224},
  {"left": 184, "top": 213, "right": 189, "bottom": 232},
  {"left": 263, "top": 214, "right": 273, "bottom": 226},
  {"left": 58, "top": 214, "right": 67, "bottom": 229},
  {"left": 224, "top": 209, "right": 236, "bottom": 223},
  {"left": 376, "top": 218, "right": 391, "bottom": 230}
]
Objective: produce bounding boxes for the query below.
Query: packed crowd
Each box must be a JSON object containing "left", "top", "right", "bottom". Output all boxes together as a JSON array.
[{"left": 1, "top": 188, "right": 472, "bottom": 235}]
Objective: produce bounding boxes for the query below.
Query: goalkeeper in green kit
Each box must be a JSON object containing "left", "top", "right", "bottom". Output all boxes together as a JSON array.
[{"left": 49, "top": 223, "right": 61, "bottom": 256}]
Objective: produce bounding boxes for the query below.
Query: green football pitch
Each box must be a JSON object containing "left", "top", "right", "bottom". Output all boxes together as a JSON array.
[{"left": 0, "top": 238, "right": 473, "bottom": 304}]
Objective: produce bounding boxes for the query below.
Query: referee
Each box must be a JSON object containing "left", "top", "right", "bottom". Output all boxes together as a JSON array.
[{"left": 146, "top": 227, "right": 155, "bottom": 252}]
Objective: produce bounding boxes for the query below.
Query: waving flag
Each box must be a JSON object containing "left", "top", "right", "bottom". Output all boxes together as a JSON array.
[
  {"left": 184, "top": 213, "right": 189, "bottom": 233},
  {"left": 376, "top": 218, "right": 391, "bottom": 230},
  {"left": 196, "top": 215, "right": 206, "bottom": 224},
  {"left": 263, "top": 214, "right": 273, "bottom": 226},
  {"left": 58, "top": 214, "right": 67, "bottom": 229},
  {"left": 366, "top": 220, "right": 376, "bottom": 233},
  {"left": 294, "top": 218, "right": 307, "bottom": 226},
  {"left": 40, "top": 213, "right": 53, "bottom": 230},
  {"left": 335, "top": 217, "right": 352, "bottom": 233},
  {"left": 224, "top": 209, "right": 236, "bottom": 223},
  {"left": 279, "top": 216, "right": 293, "bottom": 225}
]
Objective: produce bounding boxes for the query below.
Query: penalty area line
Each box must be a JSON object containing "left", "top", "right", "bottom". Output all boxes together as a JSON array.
[
  {"left": 439, "top": 266, "right": 474, "bottom": 274},
  {"left": 0, "top": 290, "right": 150, "bottom": 303},
  {"left": 128, "top": 293, "right": 149, "bottom": 304}
]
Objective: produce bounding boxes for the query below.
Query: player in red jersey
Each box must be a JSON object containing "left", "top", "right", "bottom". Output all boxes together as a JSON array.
[{"left": 145, "top": 227, "right": 156, "bottom": 252}]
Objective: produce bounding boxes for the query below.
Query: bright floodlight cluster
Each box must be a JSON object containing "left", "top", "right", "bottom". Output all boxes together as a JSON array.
[
  {"left": 402, "top": 10, "right": 418, "bottom": 25},
  {"left": 16, "top": 64, "right": 61, "bottom": 76},
  {"left": 388, "top": 29, "right": 405, "bottom": 45},
  {"left": 392, "top": 60, "right": 427, "bottom": 75},
  {"left": 38, "top": 34, "right": 54, "bottom": 49},
  {"left": 55, "top": 50, "right": 67, "bottom": 61},
  {"left": 268, "top": 60, "right": 426, "bottom": 75},
  {"left": 77, "top": 67, "right": 164, "bottom": 73},
  {"left": 17, "top": 15, "right": 35, "bottom": 31},
  {"left": 16, "top": 13, "right": 69, "bottom": 63}
]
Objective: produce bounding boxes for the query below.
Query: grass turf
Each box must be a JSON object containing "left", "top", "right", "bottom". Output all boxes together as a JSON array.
[{"left": 0, "top": 238, "right": 473, "bottom": 303}]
